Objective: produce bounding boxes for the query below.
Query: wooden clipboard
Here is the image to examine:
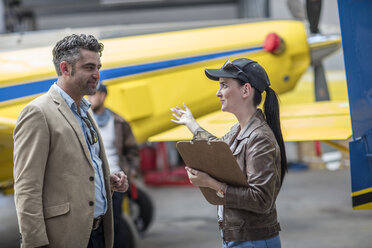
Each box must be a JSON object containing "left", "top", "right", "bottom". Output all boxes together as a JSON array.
[{"left": 176, "top": 140, "right": 248, "bottom": 205}]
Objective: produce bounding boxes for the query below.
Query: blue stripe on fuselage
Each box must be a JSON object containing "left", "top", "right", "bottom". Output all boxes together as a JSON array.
[{"left": 0, "top": 46, "right": 262, "bottom": 102}]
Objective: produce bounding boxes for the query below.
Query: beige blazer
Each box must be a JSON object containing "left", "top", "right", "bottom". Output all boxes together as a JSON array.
[{"left": 13, "top": 87, "right": 113, "bottom": 248}]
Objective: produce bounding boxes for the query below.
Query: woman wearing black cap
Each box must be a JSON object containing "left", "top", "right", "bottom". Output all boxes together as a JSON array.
[{"left": 171, "top": 58, "right": 286, "bottom": 248}]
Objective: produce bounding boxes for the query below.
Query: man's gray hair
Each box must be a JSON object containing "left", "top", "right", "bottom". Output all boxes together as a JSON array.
[{"left": 52, "top": 34, "right": 104, "bottom": 76}]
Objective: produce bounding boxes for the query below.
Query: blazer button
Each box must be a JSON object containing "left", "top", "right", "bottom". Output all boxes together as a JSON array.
[
  {"left": 89, "top": 201, "right": 94, "bottom": 206},
  {"left": 89, "top": 176, "right": 94, "bottom": 181}
]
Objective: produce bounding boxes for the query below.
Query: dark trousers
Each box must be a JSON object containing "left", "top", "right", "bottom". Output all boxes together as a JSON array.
[
  {"left": 112, "top": 191, "right": 126, "bottom": 248},
  {"left": 87, "top": 224, "right": 105, "bottom": 248}
]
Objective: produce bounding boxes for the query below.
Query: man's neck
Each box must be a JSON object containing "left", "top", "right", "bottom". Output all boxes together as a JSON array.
[
  {"left": 94, "top": 106, "right": 106, "bottom": 115},
  {"left": 56, "top": 80, "right": 83, "bottom": 111}
]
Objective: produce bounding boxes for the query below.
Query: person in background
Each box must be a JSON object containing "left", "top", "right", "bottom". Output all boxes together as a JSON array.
[
  {"left": 171, "top": 58, "right": 287, "bottom": 248},
  {"left": 13, "top": 34, "right": 129, "bottom": 248},
  {"left": 88, "top": 83, "right": 140, "bottom": 248}
]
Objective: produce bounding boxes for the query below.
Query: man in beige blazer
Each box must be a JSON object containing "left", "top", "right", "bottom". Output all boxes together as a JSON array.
[{"left": 13, "top": 34, "right": 129, "bottom": 248}]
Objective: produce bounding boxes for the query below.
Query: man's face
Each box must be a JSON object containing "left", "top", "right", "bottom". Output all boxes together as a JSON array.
[
  {"left": 87, "top": 91, "right": 106, "bottom": 113},
  {"left": 69, "top": 49, "right": 101, "bottom": 97}
]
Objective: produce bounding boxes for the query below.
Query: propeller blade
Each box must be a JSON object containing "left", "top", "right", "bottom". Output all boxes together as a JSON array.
[
  {"left": 313, "top": 62, "right": 330, "bottom": 101},
  {"left": 287, "top": 0, "right": 306, "bottom": 20},
  {"left": 306, "top": 0, "right": 322, "bottom": 34}
]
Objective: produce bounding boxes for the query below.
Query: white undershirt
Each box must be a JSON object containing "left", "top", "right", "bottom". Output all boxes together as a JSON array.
[
  {"left": 99, "top": 114, "right": 121, "bottom": 173},
  {"left": 218, "top": 205, "right": 223, "bottom": 221}
]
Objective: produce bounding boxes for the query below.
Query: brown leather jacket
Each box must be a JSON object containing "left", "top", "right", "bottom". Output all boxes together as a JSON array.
[
  {"left": 112, "top": 111, "right": 140, "bottom": 175},
  {"left": 194, "top": 109, "right": 282, "bottom": 241}
]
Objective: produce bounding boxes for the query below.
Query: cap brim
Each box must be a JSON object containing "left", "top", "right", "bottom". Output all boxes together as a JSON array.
[{"left": 205, "top": 69, "right": 237, "bottom": 81}]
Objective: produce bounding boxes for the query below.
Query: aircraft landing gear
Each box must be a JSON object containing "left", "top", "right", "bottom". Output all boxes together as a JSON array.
[{"left": 117, "top": 180, "right": 154, "bottom": 248}]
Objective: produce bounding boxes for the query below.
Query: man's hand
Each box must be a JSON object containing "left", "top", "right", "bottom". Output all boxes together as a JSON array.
[{"left": 110, "top": 171, "right": 129, "bottom": 192}]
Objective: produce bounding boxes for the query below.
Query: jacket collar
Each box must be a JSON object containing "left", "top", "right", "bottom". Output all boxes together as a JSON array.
[
  {"left": 49, "top": 84, "right": 63, "bottom": 105},
  {"left": 52, "top": 83, "right": 91, "bottom": 113}
]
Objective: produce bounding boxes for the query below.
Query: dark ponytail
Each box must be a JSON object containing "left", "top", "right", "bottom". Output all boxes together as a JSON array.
[
  {"left": 239, "top": 78, "right": 288, "bottom": 185},
  {"left": 262, "top": 87, "right": 287, "bottom": 185}
]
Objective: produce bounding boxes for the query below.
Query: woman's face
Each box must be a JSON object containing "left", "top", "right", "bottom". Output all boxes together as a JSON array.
[{"left": 216, "top": 77, "right": 244, "bottom": 113}]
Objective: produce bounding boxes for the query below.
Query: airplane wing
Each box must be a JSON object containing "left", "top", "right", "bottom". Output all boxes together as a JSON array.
[
  {"left": 0, "top": 117, "right": 16, "bottom": 132},
  {"left": 0, "top": 116, "right": 16, "bottom": 184},
  {"left": 148, "top": 100, "right": 351, "bottom": 142},
  {"left": 149, "top": 71, "right": 351, "bottom": 142},
  {"left": 281, "top": 101, "right": 351, "bottom": 141}
]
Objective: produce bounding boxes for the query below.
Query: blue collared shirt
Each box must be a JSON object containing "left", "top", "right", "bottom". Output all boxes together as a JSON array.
[{"left": 53, "top": 84, "right": 107, "bottom": 218}]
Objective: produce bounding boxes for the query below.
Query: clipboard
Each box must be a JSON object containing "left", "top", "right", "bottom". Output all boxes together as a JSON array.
[{"left": 176, "top": 140, "right": 248, "bottom": 205}]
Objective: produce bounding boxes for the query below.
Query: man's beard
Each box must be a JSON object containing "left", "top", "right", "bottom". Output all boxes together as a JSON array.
[{"left": 91, "top": 104, "right": 102, "bottom": 113}]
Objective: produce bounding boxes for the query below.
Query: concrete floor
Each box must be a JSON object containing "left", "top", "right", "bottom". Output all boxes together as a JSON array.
[{"left": 138, "top": 168, "right": 372, "bottom": 248}]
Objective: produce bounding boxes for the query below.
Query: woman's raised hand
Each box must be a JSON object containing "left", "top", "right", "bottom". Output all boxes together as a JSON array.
[
  {"left": 170, "top": 103, "right": 200, "bottom": 133},
  {"left": 170, "top": 103, "right": 194, "bottom": 125}
]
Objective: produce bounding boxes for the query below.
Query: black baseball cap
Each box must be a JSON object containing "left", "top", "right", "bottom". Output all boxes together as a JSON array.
[{"left": 205, "top": 58, "right": 270, "bottom": 93}]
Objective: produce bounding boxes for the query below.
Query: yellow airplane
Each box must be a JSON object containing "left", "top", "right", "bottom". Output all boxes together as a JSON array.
[{"left": 0, "top": 18, "right": 349, "bottom": 195}]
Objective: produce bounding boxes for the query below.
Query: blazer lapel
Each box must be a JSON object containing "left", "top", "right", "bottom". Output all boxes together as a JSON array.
[{"left": 48, "top": 87, "right": 94, "bottom": 167}]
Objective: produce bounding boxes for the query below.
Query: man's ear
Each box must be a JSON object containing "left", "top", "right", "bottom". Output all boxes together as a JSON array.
[
  {"left": 60, "top": 61, "right": 71, "bottom": 76},
  {"left": 100, "top": 92, "right": 107, "bottom": 102}
]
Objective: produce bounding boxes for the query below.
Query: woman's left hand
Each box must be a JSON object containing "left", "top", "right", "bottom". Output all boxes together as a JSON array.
[{"left": 185, "top": 166, "right": 212, "bottom": 188}]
